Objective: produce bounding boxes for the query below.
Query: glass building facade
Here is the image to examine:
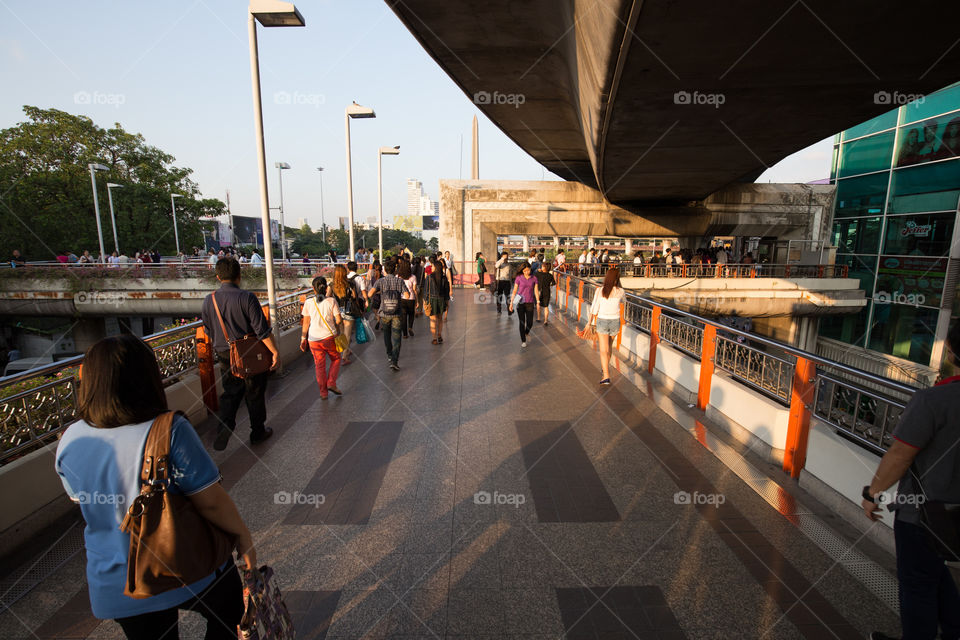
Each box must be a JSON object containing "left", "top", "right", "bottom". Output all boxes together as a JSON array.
[{"left": 821, "top": 83, "right": 960, "bottom": 369}]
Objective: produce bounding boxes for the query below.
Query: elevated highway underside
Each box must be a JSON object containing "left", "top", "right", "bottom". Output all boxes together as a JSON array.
[{"left": 389, "top": 0, "right": 960, "bottom": 207}]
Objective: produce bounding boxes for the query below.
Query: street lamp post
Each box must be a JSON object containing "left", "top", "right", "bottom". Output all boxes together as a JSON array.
[
  {"left": 316, "top": 167, "right": 326, "bottom": 244},
  {"left": 170, "top": 193, "right": 184, "bottom": 255},
  {"left": 106, "top": 183, "right": 123, "bottom": 255},
  {"left": 248, "top": 0, "right": 305, "bottom": 333},
  {"left": 377, "top": 146, "right": 400, "bottom": 259},
  {"left": 345, "top": 101, "right": 375, "bottom": 258},
  {"left": 275, "top": 161, "right": 290, "bottom": 261},
  {"left": 88, "top": 163, "right": 110, "bottom": 262}
]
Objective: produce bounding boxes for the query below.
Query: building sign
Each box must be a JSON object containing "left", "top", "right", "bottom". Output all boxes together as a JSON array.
[
  {"left": 875, "top": 255, "right": 948, "bottom": 308},
  {"left": 900, "top": 220, "right": 932, "bottom": 237},
  {"left": 422, "top": 215, "right": 439, "bottom": 230}
]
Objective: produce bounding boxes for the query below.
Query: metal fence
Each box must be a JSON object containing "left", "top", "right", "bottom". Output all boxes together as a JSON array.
[
  {"left": 657, "top": 315, "right": 704, "bottom": 357},
  {"left": 557, "top": 262, "right": 849, "bottom": 279},
  {"left": 813, "top": 374, "right": 906, "bottom": 455},
  {"left": 713, "top": 336, "right": 795, "bottom": 404},
  {"left": 0, "top": 290, "right": 306, "bottom": 465}
]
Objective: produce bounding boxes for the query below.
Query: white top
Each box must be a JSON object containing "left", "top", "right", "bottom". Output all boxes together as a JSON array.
[
  {"left": 250, "top": 253, "right": 263, "bottom": 265},
  {"left": 590, "top": 286, "right": 624, "bottom": 320},
  {"left": 633, "top": 256, "right": 643, "bottom": 265},
  {"left": 578, "top": 253, "right": 587, "bottom": 264},
  {"left": 404, "top": 275, "right": 417, "bottom": 296},
  {"left": 556, "top": 254, "right": 565, "bottom": 264},
  {"left": 348, "top": 271, "right": 367, "bottom": 293},
  {"left": 301, "top": 296, "right": 341, "bottom": 341}
]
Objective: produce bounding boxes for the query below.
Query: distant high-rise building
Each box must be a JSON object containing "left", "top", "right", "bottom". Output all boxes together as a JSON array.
[
  {"left": 407, "top": 178, "right": 439, "bottom": 217},
  {"left": 297, "top": 217, "right": 308, "bottom": 229}
]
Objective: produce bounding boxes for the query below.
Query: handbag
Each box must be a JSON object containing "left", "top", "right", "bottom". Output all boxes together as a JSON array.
[
  {"left": 912, "top": 469, "right": 960, "bottom": 561},
  {"left": 361, "top": 317, "right": 377, "bottom": 344},
  {"left": 212, "top": 293, "right": 272, "bottom": 379},
  {"left": 512, "top": 293, "right": 523, "bottom": 308},
  {"left": 316, "top": 301, "right": 347, "bottom": 353},
  {"left": 238, "top": 565, "right": 295, "bottom": 640},
  {"left": 120, "top": 412, "right": 235, "bottom": 599},
  {"left": 355, "top": 316, "right": 369, "bottom": 344}
]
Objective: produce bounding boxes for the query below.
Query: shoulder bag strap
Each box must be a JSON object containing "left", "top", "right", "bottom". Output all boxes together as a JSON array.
[
  {"left": 316, "top": 298, "right": 337, "bottom": 337},
  {"left": 139, "top": 411, "right": 176, "bottom": 486},
  {"left": 210, "top": 292, "right": 233, "bottom": 346}
]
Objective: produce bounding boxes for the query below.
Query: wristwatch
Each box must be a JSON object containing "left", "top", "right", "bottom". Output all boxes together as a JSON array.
[{"left": 861, "top": 485, "right": 877, "bottom": 503}]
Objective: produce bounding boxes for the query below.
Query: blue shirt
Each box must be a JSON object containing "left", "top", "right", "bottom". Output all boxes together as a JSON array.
[{"left": 55, "top": 414, "right": 222, "bottom": 619}]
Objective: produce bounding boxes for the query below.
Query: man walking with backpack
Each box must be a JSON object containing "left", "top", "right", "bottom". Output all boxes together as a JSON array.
[
  {"left": 371, "top": 259, "right": 408, "bottom": 370},
  {"left": 494, "top": 251, "right": 513, "bottom": 316}
]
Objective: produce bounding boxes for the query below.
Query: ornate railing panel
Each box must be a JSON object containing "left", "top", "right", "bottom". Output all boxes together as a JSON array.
[
  {"left": 658, "top": 315, "right": 703, "bottom": 357},
  {"left": 146, "top": 331, "right": 199, "bottom": 384},
  {"left": 813, "top": 374, "right": 905, "bottom": 454},
  {"left": 0, "top": 375, "right": 78, "bottom": 464},
  {"left": 276, "top": 298, "right": 303, "bottom": 332},
  {"left": 624, "top": 298, "right": 652, "bottom": 332},
  {"left": 713, "top": 336, "right": 795, "bottom": 404}
]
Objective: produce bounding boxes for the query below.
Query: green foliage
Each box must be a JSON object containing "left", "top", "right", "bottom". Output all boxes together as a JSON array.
[
  {"left": 290, "top": 224, "right": 426, "bottom": 258},
  {"left": 0, "top": 106, "right": 224, "bottom": 261},
  {"left": 427, "top": 237, "right": 439, "bottom": 252}
]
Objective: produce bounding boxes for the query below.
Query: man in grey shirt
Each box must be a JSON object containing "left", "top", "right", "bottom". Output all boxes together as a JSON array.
[{"left": 863, "top": 322, "right": 960, "bottom": 640}]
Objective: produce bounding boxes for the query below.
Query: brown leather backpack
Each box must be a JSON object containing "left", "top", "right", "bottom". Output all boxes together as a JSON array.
[{"left": 120, "top": 411, "right": 235, "bottom": 598}]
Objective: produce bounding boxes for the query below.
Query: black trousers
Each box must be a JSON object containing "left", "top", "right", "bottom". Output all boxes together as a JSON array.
[
  {"left": 216, "top": 351, "right": 268, "bottom": 437},
  {"left": 115, "top": 564, "right": 243, "bottom": 640},
  {"left": 495, "top": 280, "right": 512, "bottom": 313},
  {"left": 517, "top": 303, "right": 535, "bottom": 341},
  {"left": 401, "top": 299, "right": 416, "bottom": 336}
]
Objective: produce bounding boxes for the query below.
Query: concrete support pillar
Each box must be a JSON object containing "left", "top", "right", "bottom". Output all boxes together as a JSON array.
[
  {"left": 624, "top": 238, "right": 633, "bottom": 256},
  {"left": 588, "top": 237, "right": 595, "bottom": 249},
  {"left": 523, "top": 236, "right": 530, "bottom": 252},
  {"left": 554, "top": 236, "right": 560, "bottom": 252},
  {"left": 72, "top": 317, "right": 107, "bottom": 353}
]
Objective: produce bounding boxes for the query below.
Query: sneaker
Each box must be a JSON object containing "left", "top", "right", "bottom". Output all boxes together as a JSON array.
[
  {"left": 390, "top": 362, "right": 400, "bottom": 371},
  {"left": 250, "top": 427, "right": 274, "bottom": 445},
  {"left": 521, "top": 342, "right": 527, "bottom": 348},
  {"left": 599, "top": 378, "right": 611, "bottom": 386},
  {"left": 213, "top": 429, "right": 232, "bottom": 451}
]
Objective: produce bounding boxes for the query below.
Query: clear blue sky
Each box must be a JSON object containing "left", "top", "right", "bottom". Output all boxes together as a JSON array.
[{"left": 0, "top": 0, "right": 829, "bottom": 232}]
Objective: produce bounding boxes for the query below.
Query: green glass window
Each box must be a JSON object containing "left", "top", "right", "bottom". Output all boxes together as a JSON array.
[
  {"left": 834, "top": 173, "right": 889, "bottom": 218},
  {"left": 896, "top": 114, "right": 960, "bottom": 168},
  {"left": 843, "top": 109, "right": 898, "bottom": 141},
  {"left": 868, "top": 304, "right": 939, "bottom": 365},
  {"left": 838, "top": 131, "right": 895, "bottom": 178},
  {"left": 882, "top": 211, "right": 956, "bottom": 256},
  {"left": 832, "top": 217, "right": 881, "bottom": 254},
  {"left": 888, "top": 159, "right": 960, "bottom": 214},
  {"left": 900, "top": 83, "right": 960, "bottom": 125},
  {"left": 830, "top": 144, "right": 839, "bottom": 182},
  {"left": 875, "top": 255, "right": 948, "bottom": 308}
]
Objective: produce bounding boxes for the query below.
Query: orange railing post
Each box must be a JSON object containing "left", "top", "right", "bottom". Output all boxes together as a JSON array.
[
  {"left": 645, "top": 264, "right": 651, "bottom": 278},
  {"left": 697, "top": 325, "right": 717, "bottom": 410},
  {"left": 715, "top": 264, "right": 721, "bottom": 278},
  {"left": 565, "top": 276, "right": 571, "bottom": 311},
  {"left": 783, "top": 357, "right": 816, "bottom": 479},
  {"left": 196, "top": 326, "right": 219, "bottom": 413},
  {"left": 577, "top": 281, "right": 584, "bottom": 321},
  {"left": 648, "top": 306, "right": 661, "bottom": 374}
]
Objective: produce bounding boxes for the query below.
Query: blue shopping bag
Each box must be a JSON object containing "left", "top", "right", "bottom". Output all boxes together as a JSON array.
[{"left": 355, "top": 317, "right": 369, "bottom": 344}]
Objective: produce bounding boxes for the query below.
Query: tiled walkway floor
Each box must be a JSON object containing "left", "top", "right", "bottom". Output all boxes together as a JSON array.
[{"left": 0, "top": 293, "right": 901, "bottom": 638}]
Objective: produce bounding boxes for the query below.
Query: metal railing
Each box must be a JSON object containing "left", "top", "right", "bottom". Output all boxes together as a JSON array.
[
  {"left": 556, "top": 262, "right": 849, "bottom": 279},
  {"left": 552, "top": 269, "right": 917, "bottom": 456},
  {"left": 713, "top": 336, "right": 795, "bottom": 404},
  {"left": 657, "top": 315, "right": 704, "bottom": 357},
  {"left": 0, "top": 290, "right": 307, "bottom": 465}
]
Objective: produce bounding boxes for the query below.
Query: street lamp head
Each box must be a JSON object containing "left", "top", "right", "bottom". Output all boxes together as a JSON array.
[
  {"left": 275, "top": 162, "right": 291, "bottom": 169},
  {"left": 379, "top": 146, "right": 400, "bottom": 155},
  {"left": 346, "top": 102, "right": 376, "bottom": 119},
  {"left": 316, "top": 167, "right": 324, "bottom": 172},
  {"left": 89, "top": 163, "right": 110, "bottom": 172},
  {"left": 171, "top": 193, "right": 184, "bottom": 199},
  {"left": 106, "top": 183, "right": 123, "bottom": 189},
  {"left": 249, "top": 0, "right": 305, "bottom": 27}
]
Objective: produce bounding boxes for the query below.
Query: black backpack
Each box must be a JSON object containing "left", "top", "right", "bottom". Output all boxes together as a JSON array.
[{"left": 379, "top": 277, "right": 402, "bottom": 315}]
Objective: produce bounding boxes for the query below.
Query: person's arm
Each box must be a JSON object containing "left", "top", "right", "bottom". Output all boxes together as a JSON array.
[
  {"left": 300, "top": 315, "right": 310, "bottom": 352},
  {"left": 534, "top": 283, "right": 540, "bottom": 301},
  {"left": 188, "top": 483, "right": 256, "bottom": 570},
  {"left": 861, "top": 440, "right": 922, "bottom": 521},
  {"left": 509, "top": 282, "right": 518, "bottom": 310}
]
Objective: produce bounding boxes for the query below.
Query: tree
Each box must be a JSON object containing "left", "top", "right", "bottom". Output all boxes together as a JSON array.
[
  {"left": 0, "top": 106, "right": 224, "bottom": 260},
  {"left": 428, "top": 237, "right": 439, "bottom": 252}
]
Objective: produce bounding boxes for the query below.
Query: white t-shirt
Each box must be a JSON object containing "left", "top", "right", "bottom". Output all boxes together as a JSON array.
[
  {"left": 578, "top": 253, "right": 587, "bottom": 264},
  {"left": 301, "top": 296, "right": 340, "bottom": 341},
  {"left": 347, "top": 271, "right": 367, "bottom": 294},
  {"left": 556, "top": 254, "right": 565, "bottom": 265},
  {"left": 590, "top": 287, "right": 624, "bottom": 320},
  {"left": 404, "top": 275, "right": 417, "bottom": 297}
]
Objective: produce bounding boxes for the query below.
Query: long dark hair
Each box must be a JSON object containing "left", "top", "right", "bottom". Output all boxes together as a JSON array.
[
  {"left": 430, "top": 256, "right": 445, "bottom": 288},
  {"left": 601, "top": 267, "right": 621, "bottom": 298},
  {"left": 78, "top": 335, "right": 168, "bottom": 429},
  {"left": 312, "top": 276, "right": 327, "bottom": 298}
]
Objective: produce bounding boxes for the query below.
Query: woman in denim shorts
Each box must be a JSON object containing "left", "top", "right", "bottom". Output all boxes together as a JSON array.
[{"left": 589, "top": 267, "right": 624, "bottom": 385}]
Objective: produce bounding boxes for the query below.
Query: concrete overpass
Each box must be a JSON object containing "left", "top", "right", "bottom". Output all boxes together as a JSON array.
[{"left": 389, "top": 0, "right": 960, "bottom": 208}]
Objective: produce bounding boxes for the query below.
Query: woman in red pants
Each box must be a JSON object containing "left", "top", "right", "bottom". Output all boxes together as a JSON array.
[{"left": 300, "top": 276, "right": 344, "bottom": 399}]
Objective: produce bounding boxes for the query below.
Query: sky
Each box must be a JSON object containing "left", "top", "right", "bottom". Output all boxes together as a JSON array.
[{"left": 0, "top": 0, "right": 832, "bottom": 233}]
